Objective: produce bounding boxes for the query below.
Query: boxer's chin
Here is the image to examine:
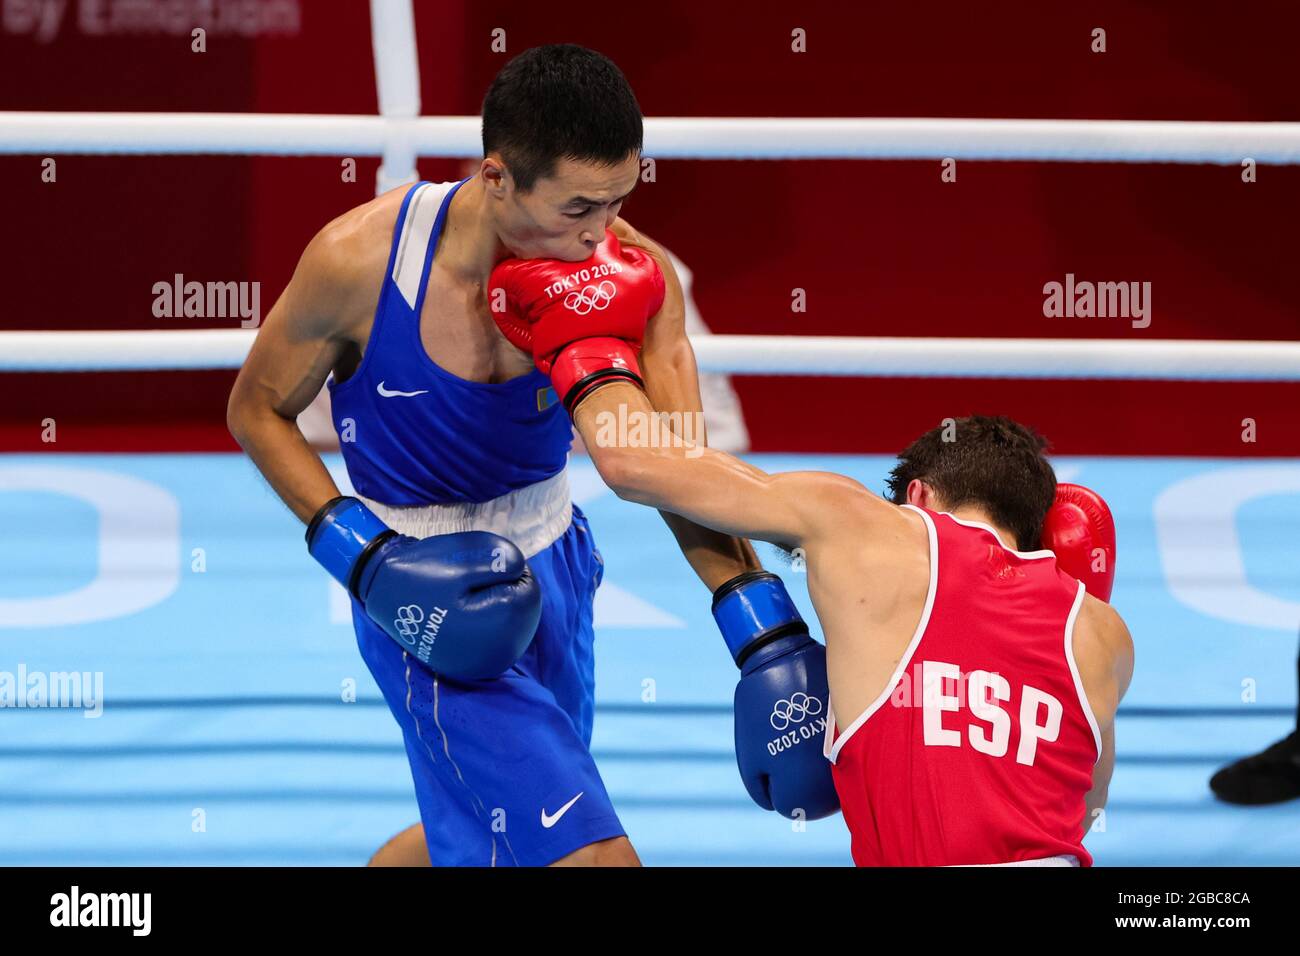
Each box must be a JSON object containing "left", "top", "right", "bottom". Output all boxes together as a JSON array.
[
  {"left": 550, "top": 241, "right": 597, "bottom": 262},
  {"left": 512, "top": 238, "right": 588, "bottom": 262}
]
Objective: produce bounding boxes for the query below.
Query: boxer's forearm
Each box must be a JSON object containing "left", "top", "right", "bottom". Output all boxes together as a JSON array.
[
  {"left": 1082, "top": 724, "right": 1116, "bottom": 833},
  {"left": 597, "top": 218, "right": 759, "bottom": 586},
  {"left": 575, "top": 384, "right": 819, "bottom": 564},
  {"left": 227, "top": 404, "right": 341, "bottom": 523},
  {"left": 639, "top": 338, "right": 759, "bottom": 589},
  {"left": 658, "top": 511, "right": 761, "bottom": 591}
]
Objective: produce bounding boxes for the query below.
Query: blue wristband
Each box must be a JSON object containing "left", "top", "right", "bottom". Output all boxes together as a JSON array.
[
  {"left": 305, "top": 496, "right": 392, "bottom": 592},
  {"left": 711, "top": 571, "right": 807, "bottom": 667}
]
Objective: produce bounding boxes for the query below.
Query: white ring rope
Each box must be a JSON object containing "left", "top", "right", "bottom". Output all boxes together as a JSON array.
[
  {"left": 3, "top": 329, "right": 1298, "bottom": 381},
  {"left": 2, "top": 114, "right": 1299, "bottom": 164},
  {"left": 10, "top": 12, "right": 1288, "bottom": 394}
]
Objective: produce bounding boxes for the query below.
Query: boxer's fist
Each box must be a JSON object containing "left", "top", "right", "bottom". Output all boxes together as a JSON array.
[
  {"left": 713, "top": 571, "right": 841, "bottom": 820},
  {"left": 1042, "top": 482, "right": 1117, "bottom": 602},
  {"left": 489, "top": 229, "right": 665, "bottom": 414},
  {"left": 307, "top": 497, "right": 541, "bottom": 679}
]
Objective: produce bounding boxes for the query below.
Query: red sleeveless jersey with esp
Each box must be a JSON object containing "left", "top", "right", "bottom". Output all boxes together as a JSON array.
[{"left": 823, "top": 506, "right": 1101, "bottom": 866}]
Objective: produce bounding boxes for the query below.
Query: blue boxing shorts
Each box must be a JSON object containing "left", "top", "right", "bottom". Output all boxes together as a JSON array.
[{"left": 348, "top": 475, "right": 624, "bottom": 866}]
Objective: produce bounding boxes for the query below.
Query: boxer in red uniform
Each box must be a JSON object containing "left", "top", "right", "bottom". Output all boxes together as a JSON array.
[{"left": 491, "top": 236, "right": 1135, "bottom": 866}]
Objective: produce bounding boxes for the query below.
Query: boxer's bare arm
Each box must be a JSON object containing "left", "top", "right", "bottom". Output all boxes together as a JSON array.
[
  {"left": 575, "top": 383, "right": 864, "bottom": 551},
  {"left": 1084, "top": 725, "right": 1117, "bottom": 833},
  {"left": 227, "top": 198, "right": 394, "bottom": 523},
  {"left": 1077, "top": 597, "right": 1135, "bottom": 831},
  {"left": 608, "top": 218, "right": 761, "bottom": 588}
]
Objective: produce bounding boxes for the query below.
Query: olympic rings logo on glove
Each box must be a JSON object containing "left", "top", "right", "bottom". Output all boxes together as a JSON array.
[
  {"left": 769, "top": 692, "right": 823, "bottom": 730},
  {"left": 393, "top": 605, "right": 425, "bottom": 645},
  {"left": 563, "top": 281, "right": 617, "bottom": 315}
]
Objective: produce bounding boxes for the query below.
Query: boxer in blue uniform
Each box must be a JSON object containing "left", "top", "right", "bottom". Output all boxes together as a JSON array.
[
  {"left": 228, "top": 44, "right": 836, "bottom": 866},
  {"left": 308, "top": 179, "right": 619, "bottom": 866}
]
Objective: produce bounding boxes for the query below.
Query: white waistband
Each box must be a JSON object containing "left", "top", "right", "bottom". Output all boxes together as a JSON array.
[
  {"left": 357, "top": 470, "right": 573, "bottom": 559},
  {"left": 950, "top": 854, "right": 1081, "bottom": 868}
]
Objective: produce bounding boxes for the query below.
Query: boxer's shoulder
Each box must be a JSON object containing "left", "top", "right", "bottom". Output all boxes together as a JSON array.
[
  {"left": 1079, "top": 595, "right": 1134, "bottom": 670},
  {"left": 831, "top": 480, "right": 925, "bottom": 541},
  {"left": 1072, "top": 594, "right": 1134, "bottom": 714},
  {"left": 310, "top": 189, "right": 404, "bottom": 283},
  {"left": 607, "top": 215, "right": 643, "bottom": 244},
  {"left": 288, "top": 190, "right": 405, "bottom": 338},
  {"left": 609, "top": 216, "right": 666, "bottom": 263},
  {"left": 795, "top": 474, "right": 924, "bottom": 558}
]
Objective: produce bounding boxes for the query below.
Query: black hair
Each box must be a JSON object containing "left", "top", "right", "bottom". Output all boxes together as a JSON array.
[
  {"left": 885, "top": 415, "right": 1057, "bottom": 551},
  {"left": 481, "top": 44, "right": 644, "bottom": 192}
]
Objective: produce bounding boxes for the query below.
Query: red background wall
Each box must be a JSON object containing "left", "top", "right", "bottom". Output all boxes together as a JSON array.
[{"left": 1, "top": 0, "right": 1297, "bottom": 454}]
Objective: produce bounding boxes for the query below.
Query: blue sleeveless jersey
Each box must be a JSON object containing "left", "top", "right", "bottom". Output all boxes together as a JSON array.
[{"left": 328, "top": 180, "right": 572, "bottom": 504}]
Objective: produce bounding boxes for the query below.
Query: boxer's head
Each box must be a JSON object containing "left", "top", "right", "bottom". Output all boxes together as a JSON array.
[
  {"left": 885, "top": 415, "right": 1057, "bottom": 551},
  {"left": 481, "top": 44, "right": 643, "bottom": 262}
]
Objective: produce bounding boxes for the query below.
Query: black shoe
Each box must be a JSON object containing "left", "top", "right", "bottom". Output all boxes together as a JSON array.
[{"left": 1209, "top": 731, "right": 1300, "bottom": 805}]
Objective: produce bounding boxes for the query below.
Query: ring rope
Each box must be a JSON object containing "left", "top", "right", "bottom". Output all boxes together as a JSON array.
[
  {"left": 1, "top": 113, "right": 1298, "bottom": 164},
  {"left": 2, "top": 329, "right": 1298, "bottom": 380}
]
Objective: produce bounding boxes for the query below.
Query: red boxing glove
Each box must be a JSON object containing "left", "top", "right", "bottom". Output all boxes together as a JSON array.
[
  {"left": 1042, "top": 482, "right": 1117, "bottom": 602},
  {"left": 489, "top": 230, "right": 665, "bottom": 414}
]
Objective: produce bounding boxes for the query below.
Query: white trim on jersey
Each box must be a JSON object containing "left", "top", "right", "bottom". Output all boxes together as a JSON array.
[
  {"left": 933, "top": 510, "right": 1056, "bottom": 560},
  {"left": 391, "top": 181, "right": 449, "bottom": 310},
  {"left": 824, "top": 504, "right": 940, "bottom": 765},
  {"left": 1062, "top": 580, "right": 1104, "bottom": 764},
  {"left": 950, "top": 854, "right": 1081, "bottom": 867}
]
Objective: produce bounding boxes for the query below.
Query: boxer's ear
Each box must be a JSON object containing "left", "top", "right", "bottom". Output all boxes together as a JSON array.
[
  {"left": 905, "top": 478, "right": 935, "bottom": 508},
  {"left": 481, "top": 157, "right": 508, "bottom": 194}
]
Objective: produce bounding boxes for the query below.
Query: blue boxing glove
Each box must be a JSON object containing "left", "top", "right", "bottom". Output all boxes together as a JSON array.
[
  {"left": 306, "top": 496, "right": 541, "bottom": 680},
  {"left": 713, "top": 570, "right": 840, "bottom": 820}
]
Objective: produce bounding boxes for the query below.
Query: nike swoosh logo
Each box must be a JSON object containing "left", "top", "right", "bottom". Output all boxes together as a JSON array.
[
  {"left": 540, "top": 792, "right": 584, "bottom": 829},
  {"left": 376, "top": 381, "right": 429, "bottom": 398}
]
